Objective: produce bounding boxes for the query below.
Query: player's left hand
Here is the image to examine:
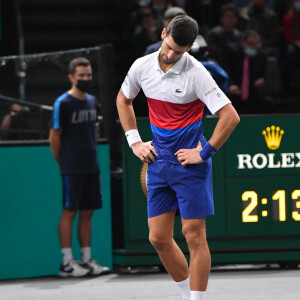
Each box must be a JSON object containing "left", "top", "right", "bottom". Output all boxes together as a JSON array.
[{"left": 175, "top": 141, "right": 204, "bottom": 166}]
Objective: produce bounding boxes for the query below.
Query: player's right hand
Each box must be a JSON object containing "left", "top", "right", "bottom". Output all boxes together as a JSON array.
[{"left": 131, "top": 141, "right": 158, "bottom": 163}]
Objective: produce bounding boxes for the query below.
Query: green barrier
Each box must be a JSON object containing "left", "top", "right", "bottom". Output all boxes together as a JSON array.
[
  {"left": 114, "top": 115, "right": 300, "bottom": 267},
  {"left": 0, "top": 142, "right": 112, "bottom": 280}
]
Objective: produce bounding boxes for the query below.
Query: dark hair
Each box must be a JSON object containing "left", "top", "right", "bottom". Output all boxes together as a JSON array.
[
  {"left": 219, "top": 3, "right": 239, "bottom": 18},
  {"left": 135, "top": 8, "right": 154, "bottom": 25},
  {"left": 69, "top": 57, "right": 91, "bottom": 75},
  {"left": 166, "top": 15, "right": 199, "bottom": 47},
  {"left": 241, "top": 29, "right": 260, "bottom": 42}
]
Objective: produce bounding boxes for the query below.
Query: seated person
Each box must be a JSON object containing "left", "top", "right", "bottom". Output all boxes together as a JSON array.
[
  {"left": 129, "top": 8, "right": 160, "bottom": 59},
  {"left": 0, "top": 103, "right": 31, "bottom": 140},
  {"left": 283, "top": 0, "right": 300, "bottom": 48},
  {"left": 206, "top": 3, "right": 241, "bottom": 66},
  {"left": 222, "top": 29, "right": 267, "bottom": 114},
  {"left": 282, "top": 0, "right": 300, "bottom": 102},
  {"left": 240, "top": 0, "right": 279, "bottom": 56}
]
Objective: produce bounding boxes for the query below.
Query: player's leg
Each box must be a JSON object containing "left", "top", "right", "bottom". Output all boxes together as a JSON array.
[
  {"left": 148, "top": 210, "right": 189, "bottom": 282},
  {"left": 169, "top": 160, "right": 214, "bottom": 299},
  {"left": 181, "top": 218, "right": 210, "bottom": 294},
  {"left": 147, "top": 162, "right": 191, "bottom": 298}
]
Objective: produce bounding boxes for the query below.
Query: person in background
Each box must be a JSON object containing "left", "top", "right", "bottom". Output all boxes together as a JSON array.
[
  {"left": 185, "top": 0, "right": 233, "bottom": 33},
  {"left": 283, "top": 0, "right": 300, "bottom": 47},
  {"left": 206, "top": 3, "right": 241, "bottom": 66},
  {"left": 222, "top": 29, "right": 267, "bottom": 114},
  {"left": 240, "top": 0, "right": 279, "bottom": 56},
  {"left": 151, "top": 0, "right": 171, "bottom": 32},
  {"left": 130, "top": 8, "right": 160, "bottom": 59},
  {"left": 282, "top": 0, "right": 300, "bottom": 101},
  {"left": 49, "top": 57, "right": 109, "bottom": 277},
  {"left": 0, "top": 104, "right": 31, "bottom": 140}
]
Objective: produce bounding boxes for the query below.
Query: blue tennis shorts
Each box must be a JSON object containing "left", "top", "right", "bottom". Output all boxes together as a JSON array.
[
  {"left": 62, "top": 174, "right": 102, "bottom": 210},
  {"left": 147, "top": 160, "right": 214, "bottom": 219}
]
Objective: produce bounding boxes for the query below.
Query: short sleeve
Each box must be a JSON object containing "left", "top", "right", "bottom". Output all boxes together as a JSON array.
[
  {"left": 51, "top": 99, "right": 64, "bottom": 129},
  {"left": 193, "top": 65, "right": 231, "bottom": 115},
  {"left": 121, "top": 59, "right": 142, "bottom": 100}
]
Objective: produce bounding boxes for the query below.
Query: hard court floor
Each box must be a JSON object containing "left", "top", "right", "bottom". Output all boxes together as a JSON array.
[{"left": 0, "top": 264, "right": 299, "bottom": 300}]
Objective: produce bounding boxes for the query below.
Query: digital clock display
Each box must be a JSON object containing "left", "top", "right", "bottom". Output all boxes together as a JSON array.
[
  {"left": 242, "top": 189, "right": 300, "bottom": 222},
  {"left": 226, "top": 176, "right": 300, "bottom": 236}
]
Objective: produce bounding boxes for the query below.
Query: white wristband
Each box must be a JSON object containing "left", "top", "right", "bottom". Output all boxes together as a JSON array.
[{"left": 125, "top": 129, "right": 142, "bottom": 147}]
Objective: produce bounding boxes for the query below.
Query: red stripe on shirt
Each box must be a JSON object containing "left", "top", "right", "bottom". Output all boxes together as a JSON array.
[{"left": 147, "top": 97, "right": 205, "bottom": 129}]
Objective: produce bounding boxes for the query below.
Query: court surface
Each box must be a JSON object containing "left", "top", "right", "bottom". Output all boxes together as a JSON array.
[{"left": 1, "top": 265, "right": 299, "bottom": 300}]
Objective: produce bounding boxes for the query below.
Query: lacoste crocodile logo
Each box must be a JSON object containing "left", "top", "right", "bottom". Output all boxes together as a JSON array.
[{"left": 175, "top": 89, "right": 182, "bottom": 93}]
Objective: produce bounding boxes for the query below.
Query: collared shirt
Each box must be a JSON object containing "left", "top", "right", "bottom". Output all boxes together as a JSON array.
[{"left": 122, "top": 50, "right": 231, "bottom": 164}]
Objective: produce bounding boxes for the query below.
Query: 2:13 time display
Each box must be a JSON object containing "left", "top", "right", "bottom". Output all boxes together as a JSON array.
[{"left": 242, "top": 190, "right": 300, "bottom": 222}]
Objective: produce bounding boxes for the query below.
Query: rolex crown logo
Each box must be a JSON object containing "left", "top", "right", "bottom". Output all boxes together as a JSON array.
[{"left": 262, "top": 125, "right": 284, "bottom": 150}]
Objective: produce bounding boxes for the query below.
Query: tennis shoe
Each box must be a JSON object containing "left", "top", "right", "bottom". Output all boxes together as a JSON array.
[
  {"left": 59, "top": 259, "right": 89, "bottom": 277},
  {"left": 80, "top": 260, "right": 109, "bottom": 275}
]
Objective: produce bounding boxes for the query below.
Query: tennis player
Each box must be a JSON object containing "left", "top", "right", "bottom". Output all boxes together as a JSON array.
[
  {"left": 49, "top": 57, "right": 109, "bottom": 277},
  {"left": 117, "top": 16, "right": 239, "bottom": 300}
]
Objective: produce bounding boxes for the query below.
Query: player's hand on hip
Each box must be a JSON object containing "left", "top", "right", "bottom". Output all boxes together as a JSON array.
[
  {"left": 175, "top": 141, "right": 204, "bottom": 166},
  {"left": 131, "top": 141, "right": 158, "bottom": 163}
]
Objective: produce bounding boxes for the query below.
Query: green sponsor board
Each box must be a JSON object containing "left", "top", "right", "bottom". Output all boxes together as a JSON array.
[
  {"left": 0, "top": 142, "right": 112, "bottom": 279},
  {"left": 115, "top": 115, "right": 300, "bottom": 266}
]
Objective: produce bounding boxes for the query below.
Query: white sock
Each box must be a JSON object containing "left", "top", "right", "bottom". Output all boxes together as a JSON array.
[
  {"left": 61, "top": 248, "right": 73, "bottom": 265},
  {"left": 80, "top": 246, "right": 91, "bottom": 263},
  {"left": 174, "top": 277, "right": 191, "bottom": 300},
  {"left": 191, "top": 291, "right": 206, "bottom": 300}
]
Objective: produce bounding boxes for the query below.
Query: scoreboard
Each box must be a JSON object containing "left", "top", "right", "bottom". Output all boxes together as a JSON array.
[{"left": 113, "top": 115, "right": 300, "bottom": 267}]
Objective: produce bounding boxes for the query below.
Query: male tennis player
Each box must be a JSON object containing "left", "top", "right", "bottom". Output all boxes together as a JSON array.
[
  {"left": 117, "top": 15, "right": 239, "bottom": 299},
  {"left": 49, "top": 57, "right": 109, "bottom": 277}
]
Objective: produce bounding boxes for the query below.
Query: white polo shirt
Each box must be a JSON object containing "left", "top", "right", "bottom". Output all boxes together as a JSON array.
[{"left": 121, "top": 50, "right": 231, "bottom": 164}]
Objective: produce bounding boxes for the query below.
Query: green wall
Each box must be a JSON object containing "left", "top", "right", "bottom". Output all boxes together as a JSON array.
[
  {"left": 0, "top": 143, "right": 112, "bottom": 280},
  {"left": 115, "top": 115, "right": 300, "bottom": 266}
]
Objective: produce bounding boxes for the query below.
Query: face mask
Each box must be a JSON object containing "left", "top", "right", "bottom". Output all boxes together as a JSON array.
[
  {"left": 76, "top": 79, "right": 91, "bottom": 92},
  {"left": 294, "top": 2, "right": 300, "bottom": 11},
  {"left": 152, "top": 4, "right": 165, "bottom": 11},
  {"left": 244, "top": 47, "right": 258, "bottom": 57}
]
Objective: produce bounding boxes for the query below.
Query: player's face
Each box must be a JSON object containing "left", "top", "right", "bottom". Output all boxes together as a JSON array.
[
  {"left": 69, "top": 65, "right": 92, "bottom": 85},
  {"left": 159, "top": 29, "right": 191, "bottom": 66}
]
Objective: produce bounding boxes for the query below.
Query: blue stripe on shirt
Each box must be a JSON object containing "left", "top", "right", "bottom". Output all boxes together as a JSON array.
[
  {"left": 150, "top": 119, "right": 202, "bottom": 137},
  {"left": 52, "top": 92, "right": 68, "bottom": 129}
]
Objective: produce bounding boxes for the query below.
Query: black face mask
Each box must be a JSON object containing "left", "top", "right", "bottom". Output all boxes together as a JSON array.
[{"left": 76, "top": 79, "right": 92, "bottom": 92}]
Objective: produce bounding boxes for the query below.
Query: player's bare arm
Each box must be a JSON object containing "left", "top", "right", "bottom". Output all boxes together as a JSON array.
[
  {"left": 49, "top": 128, "right": 62, "bottom": 164},
  {"left": 176, "top": 103, "right": 239, "bottom": 166},
  {"left": 116, "top": 88, "right": 158, "bottom": 163},
  {"left": 209, "top": 103, "right": 240, "bottom": 149}
]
